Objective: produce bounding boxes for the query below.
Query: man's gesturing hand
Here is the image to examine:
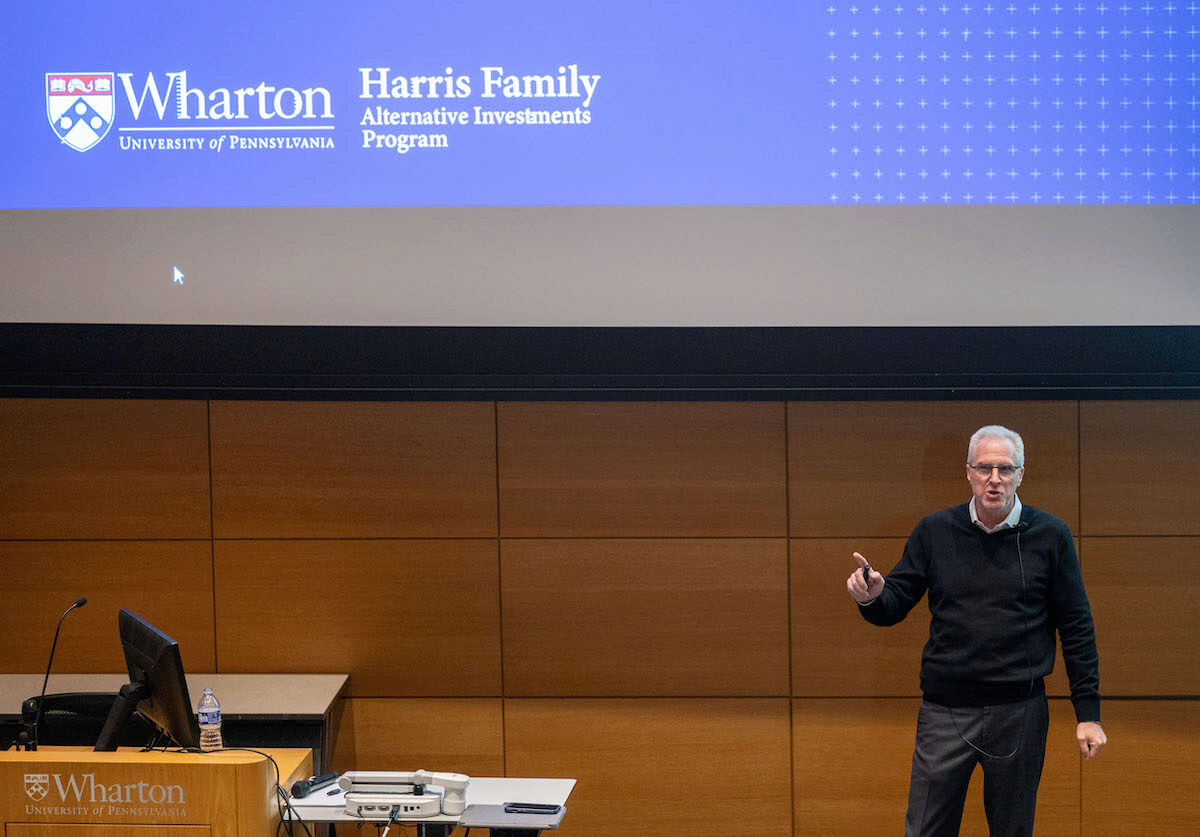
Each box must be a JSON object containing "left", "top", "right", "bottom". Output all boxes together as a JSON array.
[{"left": 848, "top": 552, "right": 884, "bottom": 604}]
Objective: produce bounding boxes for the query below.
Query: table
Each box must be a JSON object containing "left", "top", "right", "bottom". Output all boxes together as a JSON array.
[
  {"left": 288, "top": 776, "right": 576, "bottom": 837},
  {"left": 0, "top": 673, "right": 347, "bottom": 772}
]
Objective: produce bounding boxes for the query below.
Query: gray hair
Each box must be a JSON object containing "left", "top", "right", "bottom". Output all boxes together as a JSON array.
[{"left": 968, "top": 425, "right": 1025, "bottom": 467}]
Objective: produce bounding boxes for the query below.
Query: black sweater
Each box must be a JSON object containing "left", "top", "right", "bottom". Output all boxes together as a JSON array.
[{"left": 859, "top": 502, "right": 1100, "bottom": 723}]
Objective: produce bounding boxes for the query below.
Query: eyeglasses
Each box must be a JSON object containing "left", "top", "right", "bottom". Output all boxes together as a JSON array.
[{"left": 969, "top": 464, "right": 1020, "bottom": 478}]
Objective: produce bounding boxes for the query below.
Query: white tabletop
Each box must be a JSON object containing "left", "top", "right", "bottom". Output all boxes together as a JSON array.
[{"left": 288, "top": 776, "right": 576, "bottom": 825}]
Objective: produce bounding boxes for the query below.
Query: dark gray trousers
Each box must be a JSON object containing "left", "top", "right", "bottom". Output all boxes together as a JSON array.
[{"left": 904, "top": 694, "right": 1050, "bottom": 837}]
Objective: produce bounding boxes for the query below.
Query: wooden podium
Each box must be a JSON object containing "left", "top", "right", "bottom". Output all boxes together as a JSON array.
[{"left": 0, "top": 747, "right": 311, "bottom": 836}]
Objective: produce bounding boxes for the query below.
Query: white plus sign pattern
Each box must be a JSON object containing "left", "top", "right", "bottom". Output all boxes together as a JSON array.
[{"left": 824, "top": 2, "right": 1199, "bottom": 203}]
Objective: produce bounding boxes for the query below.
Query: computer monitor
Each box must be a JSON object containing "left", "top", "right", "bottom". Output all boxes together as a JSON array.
[{"left": 94, "top": 608, "right": 199, "bottom": 751}]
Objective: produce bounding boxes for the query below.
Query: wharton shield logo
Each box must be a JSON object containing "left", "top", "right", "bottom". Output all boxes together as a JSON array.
[
  {"left": 47, "top": 73, "right": 115, "bottom": 151},
  {"left": 25, "top": 773, "right": 49, "bottom": 801}
]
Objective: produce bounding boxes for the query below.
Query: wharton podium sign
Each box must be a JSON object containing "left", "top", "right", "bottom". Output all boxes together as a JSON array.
[
  {"left": 1, "top": 747, "right": 309, "bottom": 836},
  {"left": 22, "top": 768, "right": 186, "bottom": 818}
]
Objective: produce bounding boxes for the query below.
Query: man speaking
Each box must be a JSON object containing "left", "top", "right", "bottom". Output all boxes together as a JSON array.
[{"left": 846, "top": 425, "right": 1106, "bottom": 836}]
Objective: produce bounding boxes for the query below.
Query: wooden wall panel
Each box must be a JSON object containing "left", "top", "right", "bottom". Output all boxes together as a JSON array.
[
  {"left": 0, "top": 399, "right": 211, "bottom": 539},
  {"left": 792, "top": 698, "right": 917, "bottom": 834},
  {"left": 213, "top": 540, "right": 500, "bottom": 696},
  {"left": 4, "top": 394, "right": 1197, "bottom": 837},
  {"left": 505, "top": 698, "right": 792, "bottom": 836},
  {"left": 497, "top": 402, "right": 786, "bottom": 536},
  {"left": 209, "top": 401, "right": 497, "bottom": 538},
  {"left": 1080, "top": 537, "right": 1200, "bottom": 695},
  {"left": 502, "top": 539, "right": 789, "bottom": 696},
  {"left": 787, "top": 402, "right": 1079, "bottom": 537},
  {"left": 6, "top": 827, "right": 210, "bottom": 837},
  {"left": 0, "top": 540, "right": 215, "bottom": 673},
  {"left": 1080, "top": 401, "right": 1200, "bottom": 535},
  {"left": 330, "top": 697, "right": 503, "bottom": 776},
  {"left": 791, "top": 539, "right": 1072, "bottom": 698},
  {"left": 792, "top": 539, "right": 929, "bottom": 697},
  {"left": 792, "top": 698, "right": 1080, "bottom": 836},
  {"left": 1081, "top": 700, "right": 1200, "bottom": 835}
]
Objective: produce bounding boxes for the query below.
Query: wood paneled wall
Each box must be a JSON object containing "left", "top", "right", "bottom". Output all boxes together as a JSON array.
[{"left": 2, "top": 397, "right": 1196, "bottom": 835}]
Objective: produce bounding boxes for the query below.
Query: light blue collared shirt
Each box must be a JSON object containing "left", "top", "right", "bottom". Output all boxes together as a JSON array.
[{"left": 969, "top": 495, "right": 1023, "bottom": 533}]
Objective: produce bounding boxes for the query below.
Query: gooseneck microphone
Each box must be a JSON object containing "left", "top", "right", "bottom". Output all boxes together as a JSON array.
[{"left": 22, "top": 597, "right": 88, "bottom": 750}]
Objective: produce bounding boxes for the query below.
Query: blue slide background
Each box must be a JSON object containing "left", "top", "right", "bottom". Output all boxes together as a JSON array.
[{"left": 2, "top": 1, "right": 1194, "bottom": 207}]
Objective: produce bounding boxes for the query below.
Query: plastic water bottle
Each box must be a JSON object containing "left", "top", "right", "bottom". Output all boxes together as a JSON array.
[{"left": 197, "top": 687, "right": 223, "bottom": 752}]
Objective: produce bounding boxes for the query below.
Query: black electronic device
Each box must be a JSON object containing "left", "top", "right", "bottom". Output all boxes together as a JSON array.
[
  {"left": 503, "top": 802, "right": 562, "bottom": 815},
  {"left": 94, "top": 608, "right": 199, "bottom": 751},
  {"left": 291, "top": 772, "right": 340, "bottom": 798},
  {"left": 22, "top": 692, "right": 156, "bottom": 748}
]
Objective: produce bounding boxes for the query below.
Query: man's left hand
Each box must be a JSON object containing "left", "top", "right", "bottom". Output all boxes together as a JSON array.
[{"left": 1077, "top": 722, "right": 1107, "bottom": 759}]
